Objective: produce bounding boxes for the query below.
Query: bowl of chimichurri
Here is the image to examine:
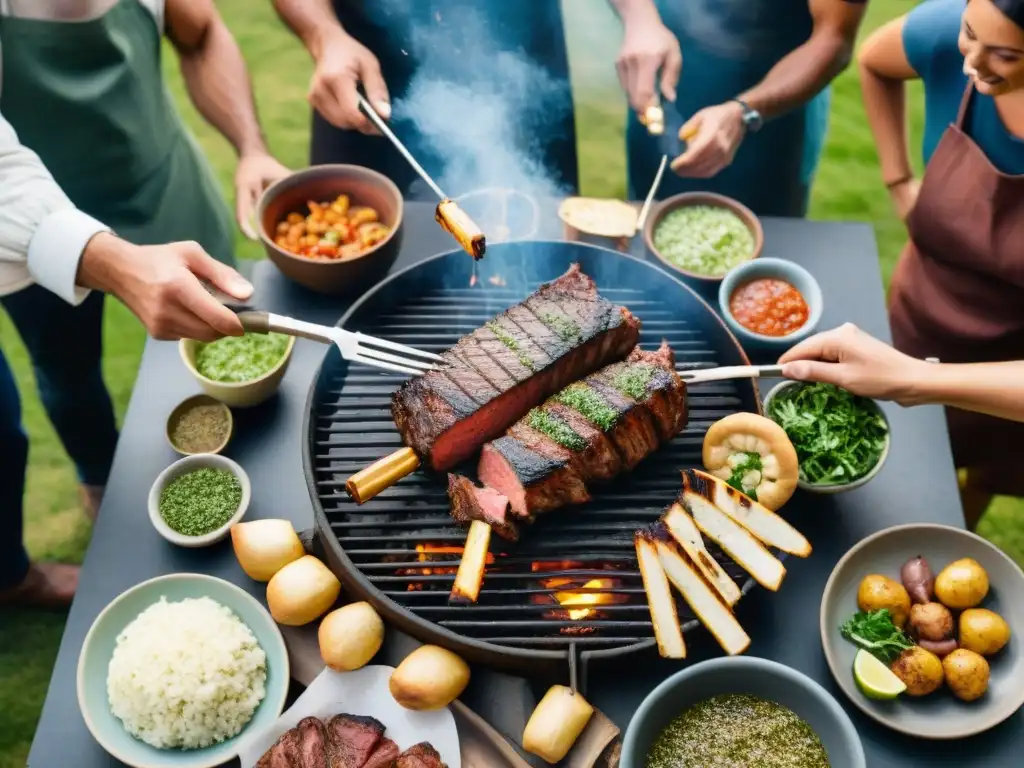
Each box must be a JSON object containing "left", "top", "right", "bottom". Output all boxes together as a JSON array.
[
  {"left": 620, "top": 657, "right": 866, "bottom": 768},
  {"left": 179, "top": 332, "right": 296, "bottom": 408},
  {"left": 643, "top": 192, "right": 763, "bottom": 285}
]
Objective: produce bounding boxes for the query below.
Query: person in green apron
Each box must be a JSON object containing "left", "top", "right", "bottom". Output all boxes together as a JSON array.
[
  {"left": 610, "top": 0, "right": 867, "bottom": 217},
  {"left": 0, "top": 0, "right": 288, "bottom": 519}
]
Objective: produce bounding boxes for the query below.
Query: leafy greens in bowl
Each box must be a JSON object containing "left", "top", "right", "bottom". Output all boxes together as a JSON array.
[{"left": 763, "top": 381, "right": 890, "bottom": 493}]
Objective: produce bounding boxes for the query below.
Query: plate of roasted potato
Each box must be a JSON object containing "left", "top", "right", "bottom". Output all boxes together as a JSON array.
[{"left": 820, "top": 523, "right": 1024, "bottom": 739}]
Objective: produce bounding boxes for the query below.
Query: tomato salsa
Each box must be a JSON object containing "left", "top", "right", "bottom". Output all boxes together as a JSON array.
[{"left": 729, "top": 278, "right": 809, "bottom": 337}]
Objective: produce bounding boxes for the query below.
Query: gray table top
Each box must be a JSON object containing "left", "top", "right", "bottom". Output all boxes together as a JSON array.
[{"left": 29, "top": 202, "right": 1021, "bottom": 767}]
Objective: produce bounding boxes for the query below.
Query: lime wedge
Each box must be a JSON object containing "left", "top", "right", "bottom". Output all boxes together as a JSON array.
[{"left": 853, "top": 649, "right": 907, "bottom": 700}]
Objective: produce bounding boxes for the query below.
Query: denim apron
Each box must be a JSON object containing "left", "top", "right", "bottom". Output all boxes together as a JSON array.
[
  {"left": 627, "top": 0, "right": 822, "bottom": 217},
  {"left": 318, "top": 0, "right": 578, "bottom": 199}
]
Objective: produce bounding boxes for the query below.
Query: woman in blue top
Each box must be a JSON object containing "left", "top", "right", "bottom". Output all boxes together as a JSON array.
[
  {"left": 858, "top": 0, "right": 1024, "bottom": 529},
  {"left": 609, "top": 0, "right": 867, "bottom": 217}
]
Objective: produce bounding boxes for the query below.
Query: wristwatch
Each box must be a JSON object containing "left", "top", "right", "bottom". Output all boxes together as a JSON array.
[{"left": 732, "top": 98, "right": 763, "bottom": 133}]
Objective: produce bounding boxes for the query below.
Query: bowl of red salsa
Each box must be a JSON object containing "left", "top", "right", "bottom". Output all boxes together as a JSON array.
[{"left": 718, "top": 258, "right": 823, "bottom": 351}]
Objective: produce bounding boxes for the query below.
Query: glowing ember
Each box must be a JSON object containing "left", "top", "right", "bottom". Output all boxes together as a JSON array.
[
  {"left": 401, "top": 543, "right": 494, "bottom": 591},
  {"left": 533, "top": 576, "right": 625, "bottom": 621}
]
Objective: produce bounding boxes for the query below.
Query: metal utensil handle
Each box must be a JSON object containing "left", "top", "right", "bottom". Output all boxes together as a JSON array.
[
  {"left": 682, "top": 364, "right": 784, "bottom": 384},
  {"left": 635, "top": 154, "right": 668, "bottom": 233},
  {"left": 236, "top": 310, "right": 336, "bottom": 345},
  {"left": 357, "top": 95, "right": 447, "bottom": 201}
]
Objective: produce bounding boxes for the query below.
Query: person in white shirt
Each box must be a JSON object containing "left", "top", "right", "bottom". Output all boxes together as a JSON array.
[
  {"left": 0, "top": 0, "right": 288, "bottom": 530},
  {"left": 0, "top": 111, "right": 254, "bottom": 607}
]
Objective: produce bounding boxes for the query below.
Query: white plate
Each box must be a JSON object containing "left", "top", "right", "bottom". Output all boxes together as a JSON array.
[{"left": 236, "top": 665, "right": 461, "bottom": 767}]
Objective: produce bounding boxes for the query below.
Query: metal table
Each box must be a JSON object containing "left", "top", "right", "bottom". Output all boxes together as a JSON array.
[{"left": 29, "top": 203, "right": 1022, "bottom": 767}]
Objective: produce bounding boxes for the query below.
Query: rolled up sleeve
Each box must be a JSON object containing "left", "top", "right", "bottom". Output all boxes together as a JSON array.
[{"left": 0, "top": 112, "right": 109, "bottom": 304}]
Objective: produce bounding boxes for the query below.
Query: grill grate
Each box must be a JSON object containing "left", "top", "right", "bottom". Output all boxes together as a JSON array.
[{"left": 306, "top": 244, "right": 764, "bottom": 663}]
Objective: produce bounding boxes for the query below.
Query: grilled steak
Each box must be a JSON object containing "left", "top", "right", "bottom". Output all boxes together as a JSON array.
[
  {"left": 395, "top": 742, "right": 447, "bottom": 768},
  {"left": 392, "top": 264, "right": 641, "bottom": 471},
  {"left": 475, "top": 343, "right": 687, "bottom": 524},
  {"left": 362, "top": 737, "right": 400, "bottom": 768},
  {"left": 256, "top": 724, "right": 305, "bottom": 768},
  {"left": 448, "top": 473, "right": 520, "bottom": 541},
  {"left": 325, "top": 714, "right": 386, "bottom": 768},
  {"left": 297, "top": 717, "right": 330, "bottom": 768}
]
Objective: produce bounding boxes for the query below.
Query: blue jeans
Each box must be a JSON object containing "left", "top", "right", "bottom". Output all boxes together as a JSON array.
[
  {"left": 0, "top": 344, "right": 30, "bottom": 589},
  {"left": 1, "top": 287, "right": 119, "bottom": 487}
]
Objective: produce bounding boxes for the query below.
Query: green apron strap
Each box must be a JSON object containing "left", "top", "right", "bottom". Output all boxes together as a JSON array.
[{"left": 0, "top": 0, "right": 235, "bottom": 263}]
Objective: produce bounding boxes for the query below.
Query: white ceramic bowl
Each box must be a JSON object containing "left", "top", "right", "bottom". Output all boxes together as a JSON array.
[
  {"left": 763, "top": 380, "right": 891, "bottom": 494},
  {"left": 148, "top": 454, "right": 251, "bottom": 547}
]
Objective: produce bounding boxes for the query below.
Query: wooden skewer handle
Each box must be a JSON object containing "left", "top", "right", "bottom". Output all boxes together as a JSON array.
[
  {"left": 345, "top": 447, "right": 421, "bottom": 504},
  {"left": 436, "top": 199, "right": 487, "bottom": 260}
]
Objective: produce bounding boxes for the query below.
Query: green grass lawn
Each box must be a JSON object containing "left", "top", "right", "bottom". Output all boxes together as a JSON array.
[{"left": 2, "top": 1, "right": 1023, "bottom": 765}]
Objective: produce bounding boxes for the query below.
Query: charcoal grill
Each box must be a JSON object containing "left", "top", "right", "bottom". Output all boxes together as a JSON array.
[{"left": 304, "top": 241, "right": 769, "bottom": 672}]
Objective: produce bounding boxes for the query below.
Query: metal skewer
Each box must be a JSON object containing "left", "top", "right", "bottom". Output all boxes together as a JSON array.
[
  {"left": 357, "top": 94, "right": 446, "bottom": 200},
  {"left": 635, "top": 154, "right": 667, "bottom": 233}
]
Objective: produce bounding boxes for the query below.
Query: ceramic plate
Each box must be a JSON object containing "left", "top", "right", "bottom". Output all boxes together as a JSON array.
[
  {"left": 820, "top": 523, "right": 1024, "bottom": 739},
  {"left": 237, "top": 665, "right": 461, "bottom": 767},
  {"left": 77, "top": 573, "right": 289, "bottom": 768}
]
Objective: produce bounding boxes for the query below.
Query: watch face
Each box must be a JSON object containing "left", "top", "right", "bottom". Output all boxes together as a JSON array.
[{"left": 744, "top": 108, "right": 763, "bottom": 132}]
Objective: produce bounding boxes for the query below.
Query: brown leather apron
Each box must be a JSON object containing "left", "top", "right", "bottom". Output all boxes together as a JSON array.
[{"left": 889, "top": 83, "right": 1024, "bottom": 483}]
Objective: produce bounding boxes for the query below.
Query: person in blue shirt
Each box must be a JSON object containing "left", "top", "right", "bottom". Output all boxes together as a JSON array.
[
  {"left": 858, "top": 0, "right": 1024, "bottom": 530},
  {"left": 609, "top": 0, "right": 868, "bottom": 217}
]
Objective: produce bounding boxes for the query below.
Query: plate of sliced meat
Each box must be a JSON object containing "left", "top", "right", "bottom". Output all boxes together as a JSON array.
[{"left": 238, "top": 665, "right": 459, "bottom": 768}]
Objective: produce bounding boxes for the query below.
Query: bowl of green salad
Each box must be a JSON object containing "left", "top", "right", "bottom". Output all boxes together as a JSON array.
[
  {"left": 764, "top": 380, "right": 891, "bottom": 494},
  {"left": 643, "top": 192, "right": 763, "bottom": 285},
  {"left": 180, "top": 332, "right": 296, "bottom": 408}
]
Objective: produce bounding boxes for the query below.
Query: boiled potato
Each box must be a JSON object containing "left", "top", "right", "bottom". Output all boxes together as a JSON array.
[
  {"left": 858, "top": 574, "right": 912, "bottom": 629},
  {"left": 389, "top": 645, "right": 470, "bottom": 711},
  {"left": 934, "top": 558, "right": 989, "bottom": 610},
  {"left": 318, "top": 601, "right": 384, "bottom": 672},
  {"left": 909, "top": 602, "right": 954, "bottom": 642},
  {"left": 890, "top": 646, "right": 944, "bottom": 696},
  {"left": 943, "top": 649, "right": 990, "bottom": 702},
  {"left": 959, "top": 608, "right": 1011, "bottom": 656}
]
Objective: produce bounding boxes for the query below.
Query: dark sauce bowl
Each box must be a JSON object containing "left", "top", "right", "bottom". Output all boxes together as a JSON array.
[{"left": 620, "top": 657, "right": 865, "bottom": 768}]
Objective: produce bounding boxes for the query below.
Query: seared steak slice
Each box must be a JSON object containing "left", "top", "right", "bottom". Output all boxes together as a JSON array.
[
  {"left": 472, "top": 343, "right": 686, "bottom": 521},
  {"left": 325, "top": 714, "right": 385, "bottom": 768},
  {"left": 393, "top": 264, "right": 640, "bottom": 471},
  {"left": 362, "top": 737, "right": 400, "bottom": 768},
  {"left": 296, "top": 717, "right": 329, "bottom": 768},
  {"left": 257, "top": 726, "right": 304, "bottom": 768},
  {"left": 447, "top": 474, "right": 519, "bottom": 541},
  {"left": 395, "top": 742, "right": 447, "bottom": 768}
]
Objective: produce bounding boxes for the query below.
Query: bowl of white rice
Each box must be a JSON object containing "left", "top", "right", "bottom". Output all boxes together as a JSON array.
[{"left": 77, "top": 573, "right": 288, "bottom": 768}]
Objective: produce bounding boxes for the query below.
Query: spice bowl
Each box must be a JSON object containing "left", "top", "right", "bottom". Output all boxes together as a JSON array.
[
  {"left": 179, "top": 334, "right": 295, "bottom": 409},
  {"left": 148, "top": 454, "right": 251, "bottom": 548},
  {"left": 166, "top": 394, "right": 234, "bottom": 456}
]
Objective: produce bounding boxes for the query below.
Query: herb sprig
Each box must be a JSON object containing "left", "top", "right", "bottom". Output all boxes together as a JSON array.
[
  {"left": 839, "top": 609, "right": 914, "bottom": 664},
  {"left": 767, "top": 382, "right": 888, "bottom": 486}
]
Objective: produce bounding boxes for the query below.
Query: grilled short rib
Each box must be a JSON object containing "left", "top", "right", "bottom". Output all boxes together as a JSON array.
[
  {"left": 471, "top": 342, "right": 687, "bottom": 526},
  {"left": 392, "top": 264, "right": 640, "bottom": 471}
]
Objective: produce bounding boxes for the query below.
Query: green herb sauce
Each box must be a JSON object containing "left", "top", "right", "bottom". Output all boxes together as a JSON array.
[
  {"left": 485, "top": 321, "right": 535, "bottom": 370},
  {"left": 646, "top": 694, "right": 829, "bottom": 768},
  {"left": 554, "top": 383, "right": 618, "bottom": 431},
  {"left": 540, "top": 312, "right": 581, "bottom": 342},
  {"left": 527, "top": 408, "right": 586, "bottom": 452},
  {"left": 194, "top": 333, "right": 290, "bottom": 384},
  {"left": 612, "top": 364, "right": 657, "bottom": 400},
  {"left": 159, "top": 468, "right": 242, "bottom": 536},
  {"left": 652, "top": 205, "right": 755, "bottom": 277},
  {"left": 727, "top": 451, "right": 763, "bottom": 501}
]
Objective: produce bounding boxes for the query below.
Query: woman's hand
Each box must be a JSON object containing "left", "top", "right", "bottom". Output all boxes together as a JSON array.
[
  {"left": 615, "top": 17, "right": 682, "bottom": 114},
  {"left": 670, "top": 101, "right": 746, "bottom": 179},
  {"left": 235, "top": 153, "right": 291, "bottom": 239},
  {"left": 778, "top": 323, "right": 930, "bottom": 405},
  {"left": 889, "top": 177, "right": 921, "bottom": 222},
  {"left": 309, "top": 31, "right": 390, "bottom": 134}
]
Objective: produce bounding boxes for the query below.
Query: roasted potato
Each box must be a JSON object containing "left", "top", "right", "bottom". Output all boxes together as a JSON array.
[
  {"left": 891, "top": 646, "right": 944, "bottom": 696},
  {"left": 389, "top": 645, "right": 470, "bottom": 711},
  {"left": 934, "top": 558, "right": 989, "bottom": 610},
  {"left": 858, "top": 574, "right": 912, "bottom": 628},
  {"left": 959, "top": 608, "right": 1011, "bottom": 656},
  {"left": 909, "top": 602, "right": 954, "bottom": 642},
  {"left": 900, "top": 555, "right": 935, "bottom": 604},
  {"left": 943, "top": 649, "right": 990, "bottom": 702}
]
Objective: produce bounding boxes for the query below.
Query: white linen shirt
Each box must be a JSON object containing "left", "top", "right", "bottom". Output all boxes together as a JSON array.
[{"left": 0, "top": 0, "right": 163, "bottom": 304}]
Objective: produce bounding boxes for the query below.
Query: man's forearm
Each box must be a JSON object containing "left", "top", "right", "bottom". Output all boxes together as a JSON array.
[
  {"left": 273, "top": 0, "right": 347, "bottom": 60},
  {"left": 907, "top": 362, "right": 1024, "bottom": 423},
  {"left": 606, "top": 0, "right": 662, "bottom": 25}
]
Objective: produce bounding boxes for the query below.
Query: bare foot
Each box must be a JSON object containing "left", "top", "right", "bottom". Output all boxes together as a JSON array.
[
  {"left": 80, "top": 484, "right": 105, "bottom": 522},
  {"left": 0, "top": 563, "right": 79, "bottom": 609}
]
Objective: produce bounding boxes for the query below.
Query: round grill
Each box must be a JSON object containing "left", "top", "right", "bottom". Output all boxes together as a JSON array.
[{"left": 304, "top": 242, "right": 766, "bottom": 668}]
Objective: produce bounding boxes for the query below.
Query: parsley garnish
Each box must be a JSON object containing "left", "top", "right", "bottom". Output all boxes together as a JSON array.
[{"left": 839, "top": 609, "right": 914, "bottom": 664}]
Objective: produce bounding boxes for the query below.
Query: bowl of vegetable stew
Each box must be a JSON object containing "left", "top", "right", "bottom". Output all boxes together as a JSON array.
[
  {"left": 763, "top": 380, "right": 891, "bottom": 494},
  {"left": 257, "top": 164, "right": 404, "bottom": 297},
  {"left": 179, "top": 332, "right": 295, "bottom": 409},
  {"left": 642, "top": 192, "right": 763, "bottom": 286}
]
